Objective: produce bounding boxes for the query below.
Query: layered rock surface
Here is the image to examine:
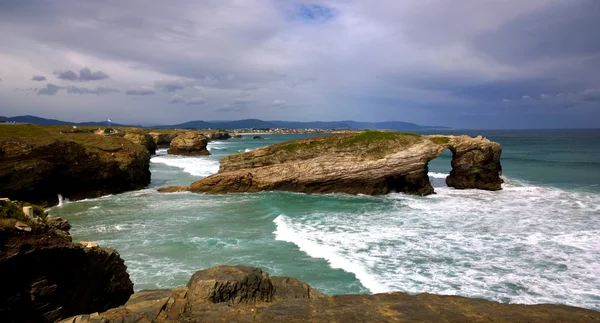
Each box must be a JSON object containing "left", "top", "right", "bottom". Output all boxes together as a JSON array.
[
  {"left": 61, "top": 265, "right": 599, "bottom": 323},
  {"left": 183, "top": 131, "right": 502, "bottom": 196},
  {"left": 0, "top": 125, "right": 151, "bottom": 206},
  {"left": 167, "top": 132, "right": 210, "bottom": 156},
  {"left": 123, "top": 132, "right": 157, "bottom": 155},
  {"left": 148, "top": 132, "right": 178, "bottom": 148},
  {"left": 0, "top": 217, "right": 133, "bottom": 323}
]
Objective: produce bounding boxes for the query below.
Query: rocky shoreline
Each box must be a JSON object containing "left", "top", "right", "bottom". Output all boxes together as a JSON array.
[
  {"left": 2, "top": 127, "right": 598, "bottom": 322},
  {"left": 60, "top": 266, "right": 599, "bottom": 323}
]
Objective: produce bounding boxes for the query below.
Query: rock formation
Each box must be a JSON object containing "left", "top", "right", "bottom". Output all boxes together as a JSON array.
[
  {"left": 167, "top": 132, "right": 210, "bottom": 156},
  {"left": 209, "top": 131, "right": 231, "bottom": 140},
  {"left": 0, "top": 125, "right": 151, "bottom": 206},
  {"left": 123, "top": 132, "right": 157, "bottom": 155},
  {"left": 253, "top": 135, "right": 264, "bottom": 140},
  {"left": 60, "top": 265, "right": 599, "bottom": 323},
  {"left": 0, "top": 215, "right": 133, "bottom": 323},
  {"left": 148, "top": 132, "right": 178, "bottom": 148},
  {"left": 180, "top": 131, "right": 502, "bottom": 196}
]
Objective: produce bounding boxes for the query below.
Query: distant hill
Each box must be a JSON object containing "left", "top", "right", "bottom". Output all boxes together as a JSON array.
[
  {"left": 1, "top": 115, "right": 448, "bottom": 131},
  {"left": 0, "top": 115, "right": 135, "bottom": 127}
]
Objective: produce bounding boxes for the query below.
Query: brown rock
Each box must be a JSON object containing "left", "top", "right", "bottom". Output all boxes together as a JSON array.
[
  {"left": 157, "top": 185, "right": 188, "bottom": 193},
  {"left": 46, "top": 216, "right": 71, "bottom": 232},
  {"left": 60, "top": 266, "right": 599, "bottom": 323},
  {"left": 0, "top": 225, "right": 133, "bottom": 323},
  {"left": 185, "top": 132, "right": 502, "bottom": 196},
  {"left": 148, "top": 132, "right": 178, "bottom": 148},
  {"left": 208, "top": 131, "right": 232, "bottom": 140},
  {"left": 167, "top": 132, "right": 210, "bottom": 156},
  {"left": 123, "top": 132, "right": 157, "bottom": 155},
  {"left": 0, "top": 126, "right": 151, "bottom": 206}
]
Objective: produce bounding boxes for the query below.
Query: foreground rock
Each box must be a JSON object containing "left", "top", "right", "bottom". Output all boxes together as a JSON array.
[
  {"left": 167, "top": 132, "right": 210, "bottom": 156},
  {"left": 61, "top": 265, "right": 599, "bottom": 323},
  {"left": 182, "top": 131, "right": 502, "bottom": 196},
  {"left": 0, "top": 216, "right": 133, "bottom": 323},
  {"left": 0, "top": 125, "right": 151, "bottom": 206},
  {"left": 123, "top": 132, "right": 157, "bottom": 155}
]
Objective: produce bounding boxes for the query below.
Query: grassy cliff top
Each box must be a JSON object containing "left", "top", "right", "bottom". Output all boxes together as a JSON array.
[
  {"left": 0, "top": 124, "right": 139, "bottom": 152},
  {"left": 221, "top": 131, "right": 450, "bottom": 172}
]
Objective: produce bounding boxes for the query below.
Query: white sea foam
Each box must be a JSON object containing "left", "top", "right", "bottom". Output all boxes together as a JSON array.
[
  {"left": 151, "top": 155, "right": 219, "bottom": 177},
  {"left": 428, "top": 172, "right": 448, "bottom": 179},
  {"left": 274, "top": 179, "right": 600, "bottom": 309}
]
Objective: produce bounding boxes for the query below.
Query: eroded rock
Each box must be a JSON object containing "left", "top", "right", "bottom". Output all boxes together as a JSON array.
[
  {"left": 183, "top": 132, "right": 502, "bottom": 196},
  {"left": 167, "top": 132, "right": 210, "bottom": 156},
  {"left": 0, "top": 131, "right": 151, "bottom": 206},
  {"left": 0, "top": 225, "right": 133, "bottom": 323},
  {"left": 60, "top": 265, "right": 599, "bottom": 323},
  {"left": 124, "top": 132, "right": 157, "bottom": 155}
]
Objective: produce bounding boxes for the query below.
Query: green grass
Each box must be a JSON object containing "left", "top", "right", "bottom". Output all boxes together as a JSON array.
[
  {"left": 0, "top": 124, "right": 135, "bottom": 151},
  {"left": 429, "top": 136, "right": 450, "bottom": 145}
]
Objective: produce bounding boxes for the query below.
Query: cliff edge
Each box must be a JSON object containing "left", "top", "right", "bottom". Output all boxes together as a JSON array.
[
  {"left": 182, "top": 131, "right": 502, "bottom": 196},
  {"left": 0, "top": 125, "right": 151, "bottom": 206}
]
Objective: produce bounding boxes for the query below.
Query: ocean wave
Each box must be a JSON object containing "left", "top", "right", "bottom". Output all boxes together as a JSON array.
[
  {"left": 151, "top": 156, "right": 219, "bottom": 177},
  {"left": 274, "top": 181, "right": 600, "bottom": 309},
  {"left": 428, "top": 172, "right": 448, "bottom": 179}
]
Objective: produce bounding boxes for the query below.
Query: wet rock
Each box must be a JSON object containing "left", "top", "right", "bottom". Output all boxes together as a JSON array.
[
  {"left": 157, "top": 186, "right": 188, "bottom": 193},
  {"left": 253, "top": 135, "right": 264, "bottom": 140},
  {"left": 209, "top": 132, "right": 232, "bottom": 140},
  {"left": 46, "top": 216, "right": 71, "bottom": 232}
]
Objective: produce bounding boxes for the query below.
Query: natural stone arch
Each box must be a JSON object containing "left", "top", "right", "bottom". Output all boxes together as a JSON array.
[{"left": 164, "top": 132, "right": 503, "bottom": 196}]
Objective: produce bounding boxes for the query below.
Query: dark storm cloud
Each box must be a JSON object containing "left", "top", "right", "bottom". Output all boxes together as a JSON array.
[
  {"left": 66, "top": 86, "right": 119, "bottom": 95},
  {"left": 53, "top": 68, "right": 109, "bottom": 81},
  {"left": 474, "top": 1, "right": 600, "bottom": 64},
  {"left": 31, "top": 75, "right": 46, "bottom": 81},
  {"left": 126, "top": 88, "right": 156, "bottom": 95},
  {"left": 37, "top": 83, "right": 62, "bottom": 95},
  {"left": 1, "top": 0, "right": 599, "bottom": 128}
]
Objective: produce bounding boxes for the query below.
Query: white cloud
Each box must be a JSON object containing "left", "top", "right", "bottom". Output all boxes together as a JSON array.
[
  {"left": 272, "top": 99, "right": 287, "bottom": 107},
  {"left": 168, "top": 93, "right": 184, "bottom": 104}
]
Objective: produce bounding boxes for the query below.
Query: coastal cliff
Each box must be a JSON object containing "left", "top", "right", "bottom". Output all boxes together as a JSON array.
[
  {"left": 182, "top": 131, "right": 502, "bottom": 196},
  {"left": 61, "top": 265, "right": 599, "bottom": 323},
  {"left": 0, "top": 125, "right": 151, "bottom": 206},
  {"left": 0, "top": 209, "right": 133, "bottom": 323}
]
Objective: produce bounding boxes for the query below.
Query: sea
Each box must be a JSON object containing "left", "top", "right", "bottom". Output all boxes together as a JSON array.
[{"left": 48, "top": 129, "right": 600, "bottom": 311}]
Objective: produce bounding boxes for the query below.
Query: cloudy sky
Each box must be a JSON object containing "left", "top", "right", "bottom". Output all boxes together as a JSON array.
[{"left": 0, "top": 0, "right": 599, "bottom": 128}]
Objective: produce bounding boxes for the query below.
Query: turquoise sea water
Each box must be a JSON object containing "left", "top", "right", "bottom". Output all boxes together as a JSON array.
[{"left": 49, "top": 130, "right": 600, "bottom": 310}]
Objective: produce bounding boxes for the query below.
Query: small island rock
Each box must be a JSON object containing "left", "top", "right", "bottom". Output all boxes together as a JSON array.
[{"left": 167, "top": 132, "right": 210, "bottom": 156}]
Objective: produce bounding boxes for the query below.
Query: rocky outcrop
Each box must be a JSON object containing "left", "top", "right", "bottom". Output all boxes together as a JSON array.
[
  {"left": 0, "top": 219, "right": 133, "bottom": 323},
  {"left": 167, "top": 132, "right": 210, "bottom": 156},
  {"left": 0, "top": 126, "right": 151, "bottom": 206},
  {"left": 123, "top": 132, "right": 157, "bottom": 155},
  {"left": 61, "top": 265, "right": 599, "bottom": 323},
  {"left": 208, "top": 131, "right": 231, "bottom": 140},
  {"left": 182, "top": 131, "right": 502, "bottom": 196},
  {"left": 148, "top": 132, "right": 178, "bottom": 148},
  {"left": 253, "top": 135, "right": 264, "bottom": 139}
]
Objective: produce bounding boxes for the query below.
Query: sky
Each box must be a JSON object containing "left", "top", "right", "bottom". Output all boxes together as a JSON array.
[{"left": 0, "top": 0, "right": 599, "bottom": 129}]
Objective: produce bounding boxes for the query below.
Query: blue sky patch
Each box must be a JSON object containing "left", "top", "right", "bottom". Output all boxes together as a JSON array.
[{"left": 295, "top": 4, "right": 335, "bottom": 23}]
